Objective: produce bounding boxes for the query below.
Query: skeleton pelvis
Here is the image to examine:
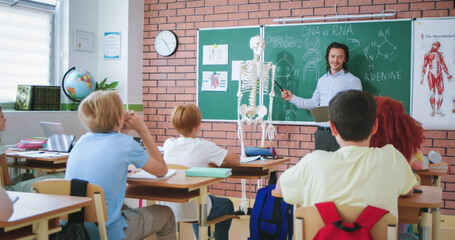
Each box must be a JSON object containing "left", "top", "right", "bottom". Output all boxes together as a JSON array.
[{"left": 239, "top": 104, "right": 267, "bottom": 121}]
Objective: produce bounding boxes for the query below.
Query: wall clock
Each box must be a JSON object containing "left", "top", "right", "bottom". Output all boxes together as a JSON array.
[{"left": 154, "top": 30, "right": 178, "bottom": 57}]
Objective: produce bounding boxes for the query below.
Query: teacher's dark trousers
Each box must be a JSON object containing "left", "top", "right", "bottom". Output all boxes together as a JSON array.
[{"left": 315, "top": 127, "right": 340, "bottom": 152}]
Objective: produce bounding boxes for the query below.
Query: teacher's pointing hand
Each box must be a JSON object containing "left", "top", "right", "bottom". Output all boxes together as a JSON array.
[{"left": 281, "top": 90, "right": 293, "bottom": 101}]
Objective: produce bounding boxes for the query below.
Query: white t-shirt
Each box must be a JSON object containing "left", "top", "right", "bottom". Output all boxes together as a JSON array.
[
  {"left": 279, "top": 144, "right": 417, "bottom": 218},
  {"left": 163, "top": 137, "right": 228, "bottom": 221}
]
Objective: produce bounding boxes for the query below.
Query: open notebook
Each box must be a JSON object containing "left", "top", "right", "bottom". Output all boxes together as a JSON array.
[{"left": 128, "top": 169, "right": 177, "bottom": 180}]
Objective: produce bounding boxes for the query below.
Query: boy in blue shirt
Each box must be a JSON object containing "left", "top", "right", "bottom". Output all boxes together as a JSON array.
[{"left": 65, "top": 91, "right": 176, "bottom": 240}]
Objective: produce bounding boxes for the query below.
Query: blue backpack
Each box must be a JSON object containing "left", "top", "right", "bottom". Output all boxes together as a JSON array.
[{"left": 249, "top": 184, "right": 293, "bottom": 240}]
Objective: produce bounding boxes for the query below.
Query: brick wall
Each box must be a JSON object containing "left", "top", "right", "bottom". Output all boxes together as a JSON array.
[{"left": 143, "top": 0, "right": 455, "bottom": 214}]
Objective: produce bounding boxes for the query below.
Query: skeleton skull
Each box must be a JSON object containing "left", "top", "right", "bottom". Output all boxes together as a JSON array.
[{"left": 250, "top": 35, "right": 265, "bottom": 57}]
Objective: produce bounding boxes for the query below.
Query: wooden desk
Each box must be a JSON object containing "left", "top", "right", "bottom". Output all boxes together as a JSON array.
[
  {"left": 126, "top": 169, "right": 223, "bottom": 240},
  {"left": 398, "top": 185, "right": 442, "bottom": 240},
  {"left": 0, "top": 191, "right": 91, "bottom": 240},
  {"left": 414, "top": 162, "right": 449, "bottom": 187},
  {"left": 5, "top": 150, "right": 68, "bottom": 173},
  {"left": 222, "top": 158, "right": 290, "bottom": 179}
]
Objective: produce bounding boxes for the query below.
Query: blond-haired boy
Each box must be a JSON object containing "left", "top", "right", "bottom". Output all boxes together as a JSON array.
[
  {"left": 163, "top": 104, "right": 239, "bottom": 240},
  {"left": 65, "top": 91, "right": 176, "bottom": 240}
]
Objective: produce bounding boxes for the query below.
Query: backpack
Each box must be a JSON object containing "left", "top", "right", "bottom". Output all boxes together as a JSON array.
[
  {"left": 313, "top": 202, "right": 389, "bottom": 240},
  {"left": 50, "top": 179, "right": 91, "bottom": 240},
  {"left": 249, "top": 184, "right": 293, "bottom": 240}
]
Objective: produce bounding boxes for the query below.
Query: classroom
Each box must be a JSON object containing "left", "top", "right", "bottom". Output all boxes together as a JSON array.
[{"left": 1, "top": 0, "right": 455, "bottom": 239}]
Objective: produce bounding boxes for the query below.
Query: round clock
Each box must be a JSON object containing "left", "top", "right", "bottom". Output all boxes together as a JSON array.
[{"left": 154, "top": 30, "right": 178, "bottom": 57}]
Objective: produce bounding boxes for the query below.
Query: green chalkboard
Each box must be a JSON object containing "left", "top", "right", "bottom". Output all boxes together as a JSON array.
[
  {"left": 197, "top": 20, "right": 412, "bottom": 123},
  {"left": 265, "top": 20, "right": 412, "bottom": 122},
  {"left": 197, "top": 26, "right": 261, "bottom": 120}
]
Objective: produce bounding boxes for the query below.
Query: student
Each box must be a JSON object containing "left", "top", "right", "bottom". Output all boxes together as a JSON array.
[
  {"left": 281, "top": 42, "right": 362, "bottom": 151},
  {"left": 163, "top": 104, "right": 240, "bottom": 240},
  {"left": 0, "top": 186, "right": 13, "bottom": 221},
  {"left": 275, "top": 90, "right": 416, "bottom": 219},
  {"left": 0, "top": 106, "right": 64, "bottom": 192},
  {"left": 370, "top": 96, "right": 425, "bottom": 163},
  {"left": 64, "top": 91, "right": 176, "bottom": 240}
]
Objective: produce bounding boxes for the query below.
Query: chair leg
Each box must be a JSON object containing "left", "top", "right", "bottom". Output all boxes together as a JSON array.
[{"left": 175, "top": 222, "right": 180, "bottom": 240}]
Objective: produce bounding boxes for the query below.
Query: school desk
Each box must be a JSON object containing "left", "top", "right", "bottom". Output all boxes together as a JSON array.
[
  {"left": 125, "top": 169, "right": 223, "bottom": 240},
  {"left": 5, "top": 150, "right": 68, "bottom": 173},
  {"left": 398, "top": 185, "right": 442, "bottom": 240},
  {"left": 222, "top": 158, "right": 290, "bottom": 180},
  {"left": 223, "top": 158, "right": 290, "bottom": 211},
  {"left": 0, "top": 191, "right": 91, "bottom": 240},
  {"left": 414, "top": 162, "right": 449, "bottom": 187}
]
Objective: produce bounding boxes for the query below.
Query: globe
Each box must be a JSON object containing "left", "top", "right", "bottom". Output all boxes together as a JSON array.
[{"left": 62, "top": 67, "right": 96, "bottom": 102}]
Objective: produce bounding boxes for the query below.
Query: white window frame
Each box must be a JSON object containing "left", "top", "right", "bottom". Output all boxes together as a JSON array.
[{"left": 0, "top": 0, "right": 61, "bottom": 107}]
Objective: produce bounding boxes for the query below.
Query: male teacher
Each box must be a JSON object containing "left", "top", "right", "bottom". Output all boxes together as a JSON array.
[{"left": 281, "top": 42, "right": 362, "bottom": 151}]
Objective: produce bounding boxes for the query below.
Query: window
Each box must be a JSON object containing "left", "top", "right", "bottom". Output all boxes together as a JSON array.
[{"left": 0, "top": 0, "right": 58, "bottom": 104}]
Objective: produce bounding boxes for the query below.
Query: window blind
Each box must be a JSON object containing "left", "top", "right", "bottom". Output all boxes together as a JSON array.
[{"left": 0, "top": 1, "right": 55, "bottom": 103}]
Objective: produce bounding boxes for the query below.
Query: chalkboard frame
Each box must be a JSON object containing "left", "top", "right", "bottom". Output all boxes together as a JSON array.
[{"left": 197, "top": 19, "right": 413, "bottom": 125}]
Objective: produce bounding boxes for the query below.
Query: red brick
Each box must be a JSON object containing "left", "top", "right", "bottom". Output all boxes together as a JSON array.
[
  {"left": 259, "top": 3, "right": 279, "bottom": 11},
  {"left": 187, "top": 0, "right": 204, "bottom": 8},
  {"left": 442, "top": 191, "right": 455, "bottom": 201},
  {"left": 195, "top": 7, "right": 214, "bottom": 15},
  {"left": 447, "top": 148, "right": 455, "bottom": 156},
  {"left": 239, "top": 4, "right": 259, "bottom": 12},
  {"left": 410, "top": 2, "right": 435, "bottom": 11},
  {"left": 314, "top": 7, "right": 335, "bottom": 16},
  {"left": 435, "top": 139, "right": 455, "bottom": 148},
  {"left": 338, "top": 6, "right": 360, "bottom": 14},
  {"left": 157, "top": 80, "right": 176, "bottom": 87},
  {"left": 205, "top": 0, "right": 228, "bottom": 6},
  {"left": 159, "top": 9, "right": 176, "bottom": 17},
  {"left": 278, "top": 125, "right": 300, "bottom": 133},
  {"left": 302, "top": 0, "right": 324, "bottom": 8},
  {"left": 372, "top": 0, "right": 389, "bottom": 4},
  {"left": 205, "top": 13, "right": 229, "bottom": 21},
  {"left": 325, "top": 0, "right": 347, "bottom": 6},
  {"left": 214, "top": 5, "right": 239, "bottom": 14},
  {"left": 397, "top": 11, "right": 422, "bottom": 19},
  {"left": 359, "top": 5, "right": 385, "bottom": 13},
  {"left": 187, "top": 15, "right": 204, "bottom": 22},
  {"left": 436, "top": 1, "right": 454, "bottom": 9},
  {"left": 203, "top": 131, "right": 227, "bottom": 138},
  {"left": 278, "top": 140, "right": 300, "bottom": 148},
  {"left": 228, "top": 12, "right": 248, "bottom": 20},
  {"left": 423, "top": 10, "right": 451, "bottom": 18}
]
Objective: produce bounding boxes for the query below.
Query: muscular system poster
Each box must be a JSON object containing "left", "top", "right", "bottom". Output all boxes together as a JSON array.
[{"left": 412, "top": 18, "right": 455, "bottom": 130}]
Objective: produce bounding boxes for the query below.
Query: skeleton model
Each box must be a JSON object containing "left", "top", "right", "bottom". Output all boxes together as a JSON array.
[{"left": 237, "top": 35, "right": 276, "bottom": 212}]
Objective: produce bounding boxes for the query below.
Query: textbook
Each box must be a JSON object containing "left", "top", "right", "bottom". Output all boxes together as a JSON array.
[
  {"left": 128, "top": 169, "right": 177, "bottom": 180},
  {"left": 185, "top": 167, "right": 232, "bottom": 178}
]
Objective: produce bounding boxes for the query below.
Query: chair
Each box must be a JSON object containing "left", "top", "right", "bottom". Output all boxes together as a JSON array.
[
  {"left": 166, "top": 164, "right": 239, "bottom": 240},
  {"left": 294, "top": 204, "right": 397, "bottom": 240},
  {"left": 0, "top": 165, "right": 4, "bottom": 187},
  {"left": 32, "top": 179, "right": 108, "bottom": 240}
]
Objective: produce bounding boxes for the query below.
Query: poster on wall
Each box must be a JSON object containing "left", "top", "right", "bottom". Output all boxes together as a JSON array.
[
  {"left": 201, "top": 71, "right": 228, "bottom": 91},
  {"left": 104, "top": 32, "right": 121, "bottom": 59},
  {"left": 412, "top": 18, "right": 455, "bottom": 130}
]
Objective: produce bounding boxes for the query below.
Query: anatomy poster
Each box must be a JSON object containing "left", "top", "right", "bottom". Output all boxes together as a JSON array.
[
  {"left": 412, "top": 18, "right": 455, "bottom": 130},
  {"left": 202, "top": 44, "right": 228, "bottom": 65},
  {"left": 201, "top": 71, "right": 228, "bottom": 91}
]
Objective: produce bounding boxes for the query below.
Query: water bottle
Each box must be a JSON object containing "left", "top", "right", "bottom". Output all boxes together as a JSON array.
[{"left": 428, "top": 151, "right": 442, "bottom": 164}]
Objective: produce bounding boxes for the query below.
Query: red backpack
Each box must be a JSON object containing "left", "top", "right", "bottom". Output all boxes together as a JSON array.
[{"left": 313, "top": 202, "right": 389, "bottom": 240}]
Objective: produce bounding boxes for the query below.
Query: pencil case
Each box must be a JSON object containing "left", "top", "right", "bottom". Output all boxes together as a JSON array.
[{"left": 245, "top": 147, "right": 275, "bottom": 157}]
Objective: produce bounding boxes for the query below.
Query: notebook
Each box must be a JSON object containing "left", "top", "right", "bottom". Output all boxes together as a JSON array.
[
  {"left": 43, "top": 134, "right": 75, "bottom": 152},
  {"left": 185, "top": 167, "right": 232, "bottom": 178},
  {"left": 40, "top": 121, "right": 65, "bottom": 137},
  {"left": 310, "top": 106, "right": 329, "bottom": 122},
  {"left": 128, "top": 169, "right": 177, "bottom": 180}
]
